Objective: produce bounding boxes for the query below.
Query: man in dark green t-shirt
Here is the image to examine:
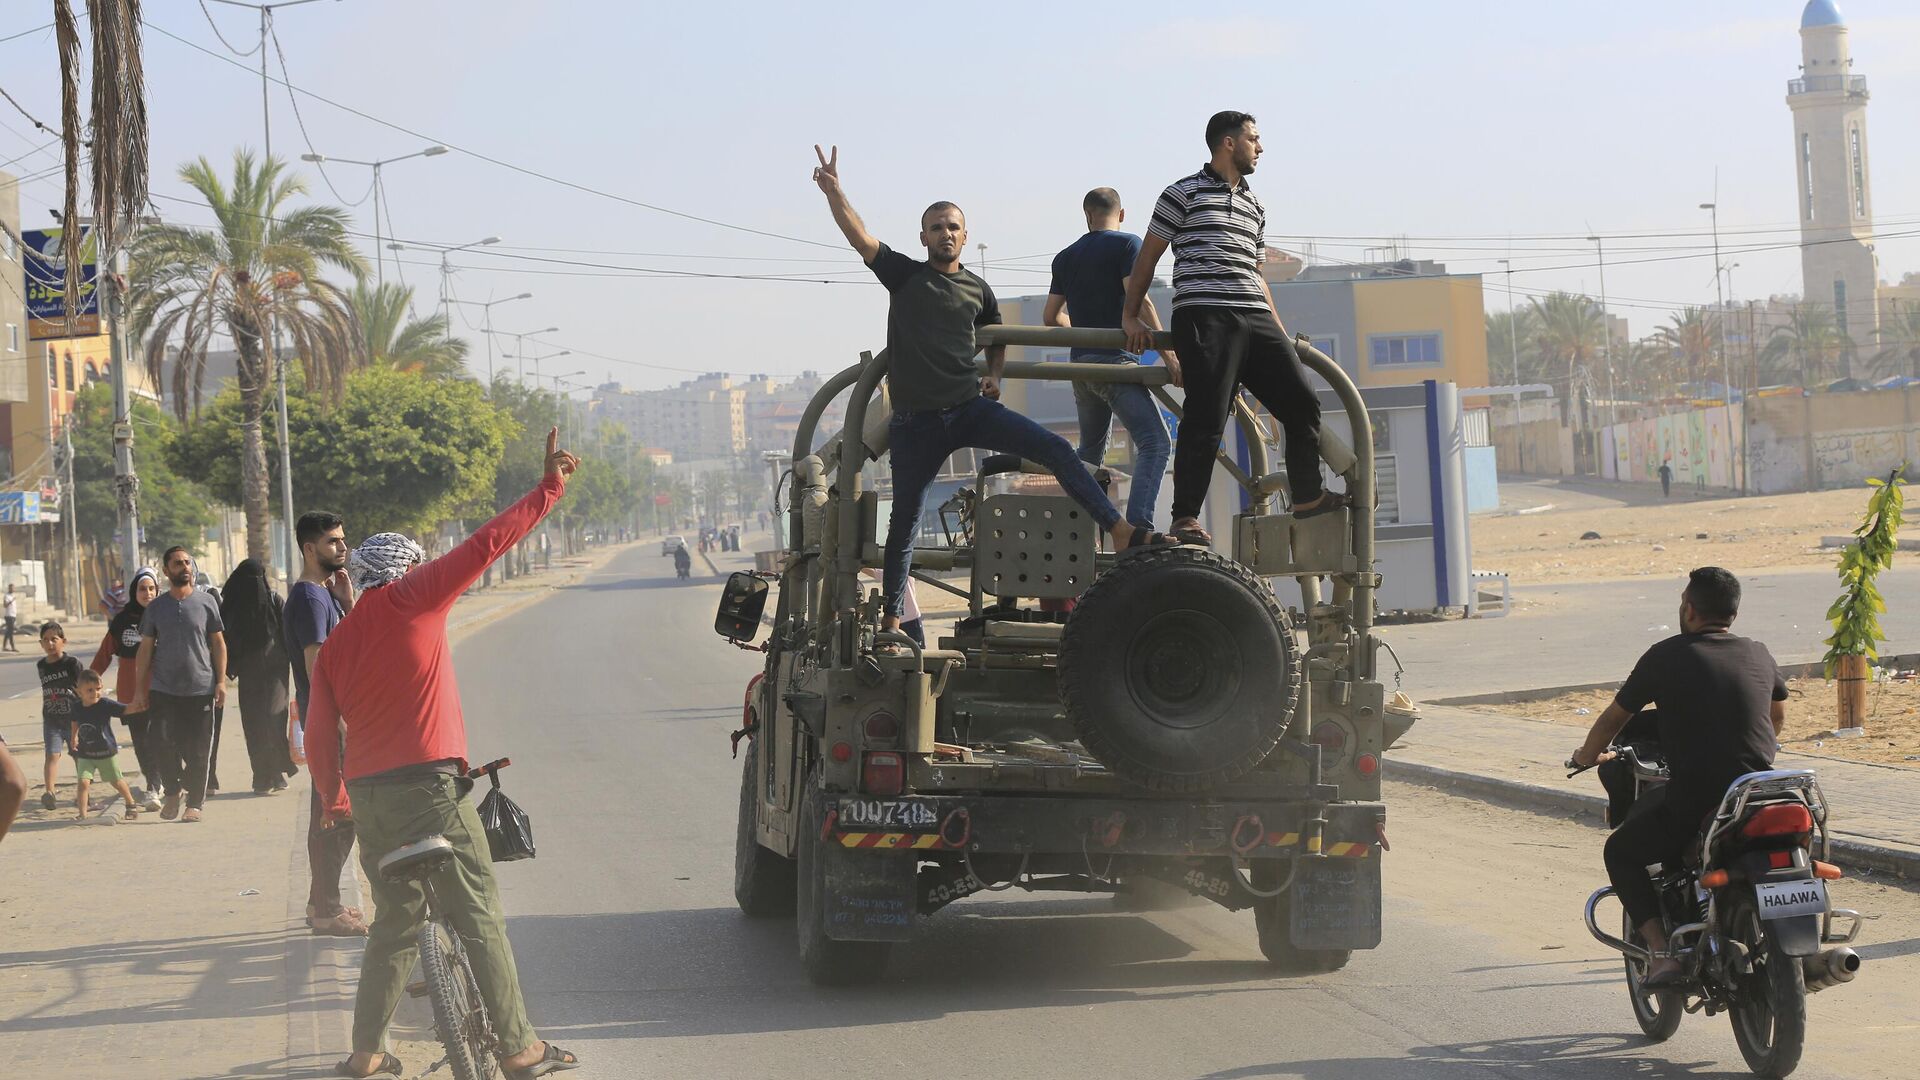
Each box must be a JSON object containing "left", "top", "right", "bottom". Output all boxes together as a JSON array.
[{"left": 811, "top": 146, "right": 1176, "bottom": 637}]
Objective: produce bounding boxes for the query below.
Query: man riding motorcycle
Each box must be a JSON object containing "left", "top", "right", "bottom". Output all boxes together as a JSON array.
[
  {"left": 673, "top": 545, "right": 692, "bottom": 580},
  {"left": 1571, "top": 567, "right": 1788, "bottom": 989}
]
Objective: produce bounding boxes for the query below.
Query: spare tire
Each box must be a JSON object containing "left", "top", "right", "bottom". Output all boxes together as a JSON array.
[{"left": 1060, "top": 547, "right": 1301, "bottom": 793}]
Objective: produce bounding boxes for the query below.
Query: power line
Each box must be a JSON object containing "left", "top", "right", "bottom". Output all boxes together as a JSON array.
[
  {"left": 143, "top": 17, "right": 844, "bottom": 251},
  {"left": 265, "top": 21, "right": 374, "bottom": 207},
  {"left": 196, "top": 0, "right": 262, "bottom": 57},
  {"left": 0, "top": 83, "right": 59, "bottom": 139}
]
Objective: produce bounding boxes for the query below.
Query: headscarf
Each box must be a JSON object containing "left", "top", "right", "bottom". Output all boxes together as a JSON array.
[
  {"left": 219, "top": 559, "right": 284, "bottom": 661},
  {"left": 107, "top": 567, "right": 158, "bottom": 659},
  {"left": 350, "top": 532, "right": 426, "bottom": 592}
]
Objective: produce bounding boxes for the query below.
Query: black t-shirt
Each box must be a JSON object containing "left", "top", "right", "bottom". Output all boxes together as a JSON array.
[
  {"left": 867, "top": 244, "right": 1002, "bottom": 413},
  {"left": 71, "top": 698, "right": 126, "bottom": 759},
  {"left": 1050, "top": 230, "right": 1143, "bottom": 359},
  {"left": 38, "top": 654, "right": 84, "bottom": 723},
  {"left": 1615, "top": 631, "right": 1788, "bottom": 816}
]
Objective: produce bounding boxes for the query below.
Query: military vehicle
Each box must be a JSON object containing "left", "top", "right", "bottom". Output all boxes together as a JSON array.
[{"left": 713, "top": 325, "right": 1414, "bottom": 985}]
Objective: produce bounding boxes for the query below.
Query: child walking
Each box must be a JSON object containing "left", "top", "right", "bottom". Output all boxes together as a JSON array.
[
  {"left": 70, "top": 669, "right": 139, "bottom": 821},
  {"left": 37, "top": 621, "right": 84, "bottom": 810}
]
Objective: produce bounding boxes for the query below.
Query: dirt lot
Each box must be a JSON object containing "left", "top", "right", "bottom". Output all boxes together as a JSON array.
[
  {"left": 1475, "top": 675, "right": 1920, "bottom": 766},
  {"left": 1470, "top": 485, "right": 1878, "bottom": 584}
]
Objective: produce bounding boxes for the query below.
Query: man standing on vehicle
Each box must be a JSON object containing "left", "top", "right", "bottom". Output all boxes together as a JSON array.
[
  {"left": 1571, "top": 566, "right": 1787, "bottom": 988},
  {"left": 1122, "top": 111, "right": 1343, "bottom": 546},
  {"left": 811, "top": 146, "right": 1176, "bottom": 637},
  {"left": 307, "top": 429, "right": 581, "bottom": 1080},
  {"left": 1045, "top": 187, "right": 1174, "bottom": 530}
]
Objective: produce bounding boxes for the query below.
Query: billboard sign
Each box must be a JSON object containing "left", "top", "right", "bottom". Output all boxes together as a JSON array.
[
  {"left": 23, "top": 226, "right": 102, "bottom": 340},
  {"left": 0, "top": 491, "right": 42, "bottom": 524}
]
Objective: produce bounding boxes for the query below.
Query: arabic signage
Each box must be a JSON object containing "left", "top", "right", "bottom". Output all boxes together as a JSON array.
[
  {"left": 0, "top": 491, "right": 42, "bottom": 525},
  {"left": 22, "top": 226, "right": 101, "bottom": 340}
]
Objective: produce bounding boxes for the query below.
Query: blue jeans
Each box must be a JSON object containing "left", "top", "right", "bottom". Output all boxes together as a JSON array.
[
  {"left": 883, "top": 395, "right": 1122, "bottom": 617},
  {"left": 1072, "top": 351, "right": 1170, "bottom": 529}
]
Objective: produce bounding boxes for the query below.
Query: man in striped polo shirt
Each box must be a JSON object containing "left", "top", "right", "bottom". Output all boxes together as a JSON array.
[{"left": 1121, "top": 111, "right": 1343, "bottom": 545}]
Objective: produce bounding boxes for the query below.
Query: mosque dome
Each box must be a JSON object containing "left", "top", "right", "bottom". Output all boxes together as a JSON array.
[{"left": 1801, "top": 0, "right": 1844, "bottom": 30}]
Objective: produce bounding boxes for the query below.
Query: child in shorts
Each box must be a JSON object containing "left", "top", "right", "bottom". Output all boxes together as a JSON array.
[
  {"left": 37, "top": 620, "right": 84, "bottom": 811},
  {"left": 69, "top": 669, "right": 139, "bottom": 822}
]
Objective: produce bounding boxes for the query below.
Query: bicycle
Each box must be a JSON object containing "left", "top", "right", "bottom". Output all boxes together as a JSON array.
[{"left": 374, "top": 757, "right": 514, "bottom": 1080}]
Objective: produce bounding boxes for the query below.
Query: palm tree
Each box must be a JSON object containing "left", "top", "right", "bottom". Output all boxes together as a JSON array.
[
  {"left": 1659, "top": 307, "right": 1720, "bottom": 396},
  {"left": 1613, "top": 337, "right": 1667, "bottom": 401},
  {"left": 352, "top": 281, "right": 470, "bottom": 379},
  {"left": 1760, "top": 303, "right": 1852, "bottom": 388},
  {"left": 1527, "top": 291, "right": 1604, "bottom": 405},
  {"left": 1873, "top": 300, "right": 1920, "bottom": 380},
  {"left": 1483, "top": 308, "right": 1537, "bottom": 385},
  {"left": 128, "top": 150, "right": 367, "bottom": 562}
]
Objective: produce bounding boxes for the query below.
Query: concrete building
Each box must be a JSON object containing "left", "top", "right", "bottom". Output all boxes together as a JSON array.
[
  {"left": 593, "top": 370, "right": 844, "bottom": 462},
  {"left": 1787, "top": 0, "right": 1879, "bottom": 346}
]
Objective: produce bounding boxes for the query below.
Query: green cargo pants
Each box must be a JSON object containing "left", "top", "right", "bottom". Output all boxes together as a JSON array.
[{"left": 346, "top": 773, "right": 538, "bottom": 1057}]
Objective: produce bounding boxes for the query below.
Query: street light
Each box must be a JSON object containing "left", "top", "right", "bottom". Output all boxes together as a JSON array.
[
  {"left": 447, "top": 291, "right": 533, "bottom": 386},
  {"left": 1496, "top": 258, "right": 1518, "bottom": 386},
  {"left": 1587, "top": 236, "right": 1616, "bottom": 424},
  {"left": 389, "top": 235, "right": 506, "bottom": 377},
  {"left": 1701, "top": 201, "right": 1737, "bottom": 491},
  {"left": 498, "top": 326, "right": 560, "bottom": 383},
  {"left": 501, "top": 348, "right": 572, "bottom": 385},
  {"left": 297, "top": 144, "right": 447, "bottom": 288}
]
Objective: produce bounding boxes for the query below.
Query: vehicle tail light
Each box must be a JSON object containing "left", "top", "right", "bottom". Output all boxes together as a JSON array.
[
  {"left": 830, "top": 741, "right": 853, "bottom": 763},
  {"left": 1813, "top": 861, "right": 1843, "bottom": 880},
  {"left": 1699, "top": 869, "right": 1730, "bottom": 888},
  {"left": 1354, "top": 753, "right": 1379, "bottom": 777},
  {"left": 862, "top": 751, "right": 905, "bottom": 796},
  {"left": 1310, "top": 721, "right": 1352, "bottom": 770},
  {"left": 864, "top": 711, "right": 900, "bottom": 740},
  {"left": 1768, "top": 850, "right": 1795, "bottom": 870},
  {"left": 1740, "top": 803, "right": 1813, "bottom": 839}
]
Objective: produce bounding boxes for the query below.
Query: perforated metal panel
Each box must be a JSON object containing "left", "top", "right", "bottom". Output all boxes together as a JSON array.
[{"left": 973, "top": 494, "right": 1097, "bottom": 599}]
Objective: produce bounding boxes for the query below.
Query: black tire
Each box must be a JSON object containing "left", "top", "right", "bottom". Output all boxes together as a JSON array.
[
  {"left": 419, "top": 920, "right": 497, "bottom": 1080},
  {"left": 1249, "top": 862, "right": 1351, "bottom": 974},
  {"left": 1060, "top": 547, "right": 1301, "bottom": 793},
  {"left": 796, "top": 780, "right": 891, "bottom": 986},
  {"left": 735, "top": 736, "right": 797, "bottom": 917},
  {"left": 1728, "top": 896, "right": 1806, "bottom": 1078},
  {"left": 1624, "top": 912, "right": 1684, "bottom": 1042}
]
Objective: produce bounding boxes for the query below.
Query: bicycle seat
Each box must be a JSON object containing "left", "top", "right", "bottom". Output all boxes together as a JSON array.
[{"left": 378, "top": 835, "right": 455, "bottom": 882}]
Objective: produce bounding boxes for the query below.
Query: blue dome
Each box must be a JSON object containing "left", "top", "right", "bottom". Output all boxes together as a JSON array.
[{"left": 1802, "top": 0, "right": 1844, "bottom": 29}]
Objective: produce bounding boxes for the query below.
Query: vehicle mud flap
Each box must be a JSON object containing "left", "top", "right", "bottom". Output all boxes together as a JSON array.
[
  {"left": 1290, "top": 855, "right": 1382, "bottom": 951},
  {"left": 1769, "top": 913, "right": 1823, "bottom": 958},
  {"left": 822, "top": 840, "right": 918, "bottom": 942}
]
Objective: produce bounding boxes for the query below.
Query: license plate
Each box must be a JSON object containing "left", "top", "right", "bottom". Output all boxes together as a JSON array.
[
  {"left": 1754, "top": 879, "right": 1829, "bottom": 920},
  {"left": 838, "top": 798, "right": 938, "bottom": 830}
]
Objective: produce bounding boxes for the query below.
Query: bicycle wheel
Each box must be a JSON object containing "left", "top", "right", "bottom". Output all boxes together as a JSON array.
[{"left": 419, "top": 919, "right": 497, "bottom": 1080}]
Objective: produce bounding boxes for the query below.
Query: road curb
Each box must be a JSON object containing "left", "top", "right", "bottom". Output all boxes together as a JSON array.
[
  {"left": 1388, "top": 759, "right": 1920, "bottom": 880},
  {"left": 701, "top": 548, "right": 722, "bottom": 577},
  {"left": 1426, "top": 652, "right": 1920, "bottom": 707}
]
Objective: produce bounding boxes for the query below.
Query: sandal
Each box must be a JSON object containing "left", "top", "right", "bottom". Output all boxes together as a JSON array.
[
  {"left": 1292, "top": 491, "right": 1352, "bottom": 520},
  {"left": 1169, "top": 517, "right": 1212, "bottom": 547},
  {"left": 310, "top": 911, "right": 370, "bottom": 937},
  {"left": 506, "top": 1042, "right": 581, "bottom": 1079},
  {"left": 333, "top": 1051, "right": 402, "bottom": 1078},
  {"left": 1120, "top": 528, "right": 1180, "bottom": 555},
  {"left": 181, "top": 808, "right": 202, "bottom": 823}
]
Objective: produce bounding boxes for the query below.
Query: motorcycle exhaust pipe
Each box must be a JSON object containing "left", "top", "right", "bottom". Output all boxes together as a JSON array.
[{"left": 1801, "top": 947, "right": 1861, "bottom": 993}]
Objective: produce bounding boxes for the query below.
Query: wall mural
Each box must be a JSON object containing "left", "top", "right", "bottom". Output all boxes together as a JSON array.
[{"left": 1602, "top": 405, "right": 1744, "bottom": 490}]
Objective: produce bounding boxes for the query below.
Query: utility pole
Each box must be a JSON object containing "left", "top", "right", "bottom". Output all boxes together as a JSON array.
[
  {"left": 1588, "top": 237, "right": 1616, "bottom": 425},
  {"left": 62, "top": 418, "right": 81, "bottom": 613},
  {"left": 95, "top": 233, "right": 143, "bottom": 581},
  {"left": 1702, "top": 200, "right": 1735, "bottom": 494},
  {"left": 1497, "top": 258, "right": 1519, "bottom": 385}
]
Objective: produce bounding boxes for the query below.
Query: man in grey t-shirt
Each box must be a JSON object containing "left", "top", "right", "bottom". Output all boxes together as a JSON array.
[{"left": 132, "top": 545, "right": 228, "bottom": 821}]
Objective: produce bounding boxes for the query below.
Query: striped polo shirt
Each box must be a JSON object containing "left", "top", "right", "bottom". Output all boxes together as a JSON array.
[{"left": 1148, "top": 163, "right": 1268, "bottom": 311}]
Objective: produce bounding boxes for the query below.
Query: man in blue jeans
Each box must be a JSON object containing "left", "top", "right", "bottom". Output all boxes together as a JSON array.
[
  {"left": 811, "top": 146, "right": 1176, "bottom": 636},
  {"left": 1044, "top": 187, "right": 1174, "bottom": 529}
]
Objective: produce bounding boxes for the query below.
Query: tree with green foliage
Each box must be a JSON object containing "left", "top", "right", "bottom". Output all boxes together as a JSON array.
[
  {"left": 1761, "top": 303, "right": 1853, "bottom": 387},
  {"left": 169, "top": 368, "right": 509, "bottom": 540},
  {"left": 1527, "top": 292, "right": 1605, "bottom": 405},
  {"left": 352, "top": 281, "right": 471, "bottom": 379},
  {"left": 67, "top": 383, "right": 219, "bottom": 566},
  {"left": 129, "top": 150, "right": 368, "bottom": 562},
  {"left": 1873, "top": 299, "right": 1920, "bottom": 381},
  {"left": 1659, "top": 306, "right": 1720, "bottom": 395},
  {"left": 1824, "top": 467, "right": 1906, "bottom": 677}
]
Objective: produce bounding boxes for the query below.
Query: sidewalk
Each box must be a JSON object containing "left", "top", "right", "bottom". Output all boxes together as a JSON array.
[
  {"left": 0, "top": 538, "right": 645, "bottom": 1080},
  {"left": 1391, "top": 702, "right": 1920, "bottom": 879}
]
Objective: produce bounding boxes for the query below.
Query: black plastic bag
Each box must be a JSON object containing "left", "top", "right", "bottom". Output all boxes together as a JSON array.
[{"left": 476, "top": 767, "right": 536, "bottom": 863}]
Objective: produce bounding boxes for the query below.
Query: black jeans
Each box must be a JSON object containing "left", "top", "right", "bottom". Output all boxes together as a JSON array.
[
  {"left": 122, "top": 712, "right": 166, "bottom": 796},
  {"left": 1603, "top": 784, "right": 1699, "bottom": 926},
  {"left": 151, "top": 691, "right": 217, "bottom": 810},
  {"left": 303, "top": 716, "right": 357, "bottom": 917},
  {"left": 1169, "top": 305, "right": 1325, "bottom": 522}
]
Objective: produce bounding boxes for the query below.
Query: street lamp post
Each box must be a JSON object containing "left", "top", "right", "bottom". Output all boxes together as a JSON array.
[
  {"left": 1701, "top": 201, "right": 1737, "bottom": 492},
  {"left": 1497, "top": 258, "right": 1518, "bottom": 386},
  {"left": 448, "top": 293, "right": 533, "bottom": 388},
  {"left": 298, "top": 145, "right": 447, "bottom": 289},
  {"left": 499, "top": 327, "right": 560, "bottom": 384},
  {"left": 388, "top": 235, "right": 504, "bottom": 377},
  {"left": 1587, "top": 236, "right": 1616, "bottom": 425},
  {"left": 502, "top": 348, "right": 572, "bottom": 390}
]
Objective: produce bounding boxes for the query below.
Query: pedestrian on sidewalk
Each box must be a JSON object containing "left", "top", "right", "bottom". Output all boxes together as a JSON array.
[
  {"left": 1122, "top": 111, "right": 1344, "bottom": 546},
  {"left": 1658, "top": 460, "right": 1673, "bottom": 498},
  {"left": 36, "top": 620, "right": 84, "bottom": 810},
  {"left": 131, "top": 546, "right": 228, "bottom": 823},
  {"left": 3, "top": 583, "right": 19, "bottom": 651},
  {"left": 91, "top": 568, "right": 164, "bottom": 811},
  {"left": 307, "top": 428, "right": 581, "bottom": 1080},
  {"left": 220, "top": 560, "right": 296, "bottom": 796},
  {"left": 1046, "top": 186, "right": 1174, "bottom": 530},
  {"left": 68, "top": 670, "right": 139, "bottom": 822},
  {"left": 285, "top": 510, "right": 367, "bottom": 938}
]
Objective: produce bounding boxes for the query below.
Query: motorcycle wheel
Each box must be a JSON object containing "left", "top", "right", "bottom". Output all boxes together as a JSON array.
[
  {"left": 1623, "top": 912, "right": 1683, "bottom": 1041},
  {"left": 1727, "top": 896, "right": 1806, "bottom": 1078}
]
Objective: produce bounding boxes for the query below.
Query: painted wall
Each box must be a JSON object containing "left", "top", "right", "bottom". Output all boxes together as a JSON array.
[
  {"left": 1598, "top": 405, "right": 1745, "bottom": 490},
  {"left": 1745, "top": 388, "right": 1918, "bottom": 493}
]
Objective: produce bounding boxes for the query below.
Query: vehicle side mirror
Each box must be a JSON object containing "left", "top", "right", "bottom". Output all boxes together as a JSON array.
[{"left": 715, "top": 572, "right": 769, "bottom": 641}]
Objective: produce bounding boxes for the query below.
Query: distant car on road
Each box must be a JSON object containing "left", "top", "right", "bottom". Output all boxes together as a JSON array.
[{"left": 662, "top": 535, "right": 687, "bottom": 556}]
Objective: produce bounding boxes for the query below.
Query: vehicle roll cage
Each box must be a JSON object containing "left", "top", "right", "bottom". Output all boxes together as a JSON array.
[{"left": 783, "top": 326, "right": 1376, "bottom": 678}]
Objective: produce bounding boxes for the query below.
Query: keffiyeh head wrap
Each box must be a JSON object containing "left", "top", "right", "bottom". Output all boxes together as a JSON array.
[{"left": 350, "top": 533, "right": 426, "bottom": 592}]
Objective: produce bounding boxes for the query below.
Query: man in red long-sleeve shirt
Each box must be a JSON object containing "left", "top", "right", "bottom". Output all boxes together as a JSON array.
[{"left": 309, "top": 427, "right": 581, "bottom": 1080}]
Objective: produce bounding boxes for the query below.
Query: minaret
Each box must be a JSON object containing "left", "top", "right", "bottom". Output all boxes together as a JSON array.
[{"left": 1787, "top": 0, "right": 1878, "bottom": 358}]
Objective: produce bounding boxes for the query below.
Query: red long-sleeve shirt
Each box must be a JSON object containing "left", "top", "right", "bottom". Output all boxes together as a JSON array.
[{"left": 307, "top": 474, "right": 565, "bottom": 820}]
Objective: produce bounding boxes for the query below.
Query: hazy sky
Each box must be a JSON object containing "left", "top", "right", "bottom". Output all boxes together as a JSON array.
[{"left": 2, "top": 1, "right": 1916, "bottom": 393}]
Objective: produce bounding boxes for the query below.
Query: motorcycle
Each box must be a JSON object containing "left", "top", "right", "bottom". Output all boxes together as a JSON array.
[{"left": 1571, "top": 744, "right": 1863, "bottom": 1078}]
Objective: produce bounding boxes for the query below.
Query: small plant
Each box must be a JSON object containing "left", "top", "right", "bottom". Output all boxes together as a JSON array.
[{"left": 1823, "top": 466, "right": 1906, "bottom": 686}]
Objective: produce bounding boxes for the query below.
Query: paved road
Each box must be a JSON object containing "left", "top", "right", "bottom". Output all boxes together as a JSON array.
[
  {"left": 1378, "top": 563, "right": 1920, "bottom": 701},
  {"left": 444, "top": 543, "right": 1920, "bottom": 1080}
]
